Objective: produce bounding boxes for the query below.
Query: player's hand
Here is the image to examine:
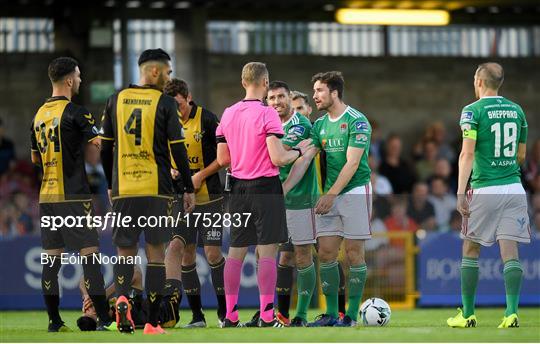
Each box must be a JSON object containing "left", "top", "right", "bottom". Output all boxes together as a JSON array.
[
  {"left": 296, "top": 139, "right": 313, "bottom": 155},
  {"left": 456, "top": 194, "right": 470, "bottom": 218},
  {"left": 303, "top": 146, "right": 319, "bottom": 159},
  {"left": 170, "top": 168, "right": 179, "bottom": 180},
  {"left": 183, "top": 192, "right": 195, "bottom": 213},
  {"left": 315, "top": 194, "right": 337, "bottom": 215},
  {"left": 191, "top": 172, "right": 204, "bottom": 192},
  {"left": 82, "top": 296, "right": 96, "bottom": 316}
]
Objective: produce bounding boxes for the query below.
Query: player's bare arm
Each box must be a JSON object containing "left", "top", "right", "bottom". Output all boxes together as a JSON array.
[
  {"left": 266, "top": 135, "right": 312, "bottom": 167},
  {"left": 282, "top": 144, "right": 319, "bottom": 195},
  {"left": 517, "top": 143, "right": 526, "bottom": 165},
  {"left": 216, "top": 142, "right": 231, "bottom": 167},
  {"left": 30, "top": 150, "right": 41, "bottom": 166},
  {"left": 192, "top": 160, "right": 222, "bottom": 191},
  {"left": 456, "top": 133, "right": 476, "bottom": 218},
  {"left": 315, "top": 146, "right": 364, "bottom": 215}
]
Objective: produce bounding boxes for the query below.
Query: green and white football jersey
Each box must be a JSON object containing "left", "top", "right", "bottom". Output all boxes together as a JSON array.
[
  {"left": 279, "top": 112, "right": 319, "bottom": 210},
  {"left": 311, "top": 106, "right": 371, "bottom": 194},
  {"left": 459, "top": 96, "right": 528, "bottom": 189}
]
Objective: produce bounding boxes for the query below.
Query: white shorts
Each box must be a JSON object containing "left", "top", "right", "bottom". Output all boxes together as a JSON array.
[
  {"left": 286, "top": 208, "right": 317, "bottom": 245},
  {"left": 316, "top": 184, "right": 372, "bottom": 240},
  {"left": 461, "top": 183, "right": 531, "bottom": 247}
]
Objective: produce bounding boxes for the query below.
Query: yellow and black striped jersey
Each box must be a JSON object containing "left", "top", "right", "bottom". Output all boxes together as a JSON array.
[
  {"left": 30, "top": 96, "right": 99, "bottom": 203},
  {"left": 174, "top": 103, "right": 222, "bottom": 205},
  {"left": 100, "top": 85, "right": 186, "bottom": 199}
]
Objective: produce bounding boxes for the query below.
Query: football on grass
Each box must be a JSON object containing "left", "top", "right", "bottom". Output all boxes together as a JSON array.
[{"left": 360, "top": 297, "right": 391, "bottom": 326}]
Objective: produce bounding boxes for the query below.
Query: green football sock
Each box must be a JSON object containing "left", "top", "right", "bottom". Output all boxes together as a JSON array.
[
  {"left": 461, "top": 257, "right": 479, "bottom": 318},
  {"left": 345, "top": 264, "right": 367, "bottom": 321},
  {"left": 294, "top": 263, "right": 316, "bottom": 321},
  {"left": 319, "top": 261, "right": 340, "bottom": 318},
  {"left": 503, "top": 259, "right": 523, "bottom": 316}
]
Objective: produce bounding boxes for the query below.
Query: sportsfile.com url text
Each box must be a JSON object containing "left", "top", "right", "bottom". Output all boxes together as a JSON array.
[{"left": 40, "top": 212, "right": 252, "bottom": 231}]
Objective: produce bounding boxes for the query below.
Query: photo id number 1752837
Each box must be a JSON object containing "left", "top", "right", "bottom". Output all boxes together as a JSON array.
[{"left": 183, "top": 212, "right": 252, "bottom": 228}]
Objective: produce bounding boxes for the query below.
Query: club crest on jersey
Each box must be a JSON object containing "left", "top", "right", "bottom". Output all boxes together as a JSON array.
[
  {"left": 461, "top": 111, "right": 473, "bottom": 121},
  {"left": 355, "top": 121, "right": 369, "bottom": 132},
  {"left": 320, "top": 129, "right": 326, "bottom": 135},
  {"left": 340, "top": 123, "right": 348, "bottom": 133},
  {"left": 289, "top": 125, "right": 305, "bottom": 136},
  {"left": 193, "top": 130, "right": 204, "bottom": 142}
]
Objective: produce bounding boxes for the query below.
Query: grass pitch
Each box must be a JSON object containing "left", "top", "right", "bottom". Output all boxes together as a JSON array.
[{"left": 1, "top": 308, "right": 539, "bottom": 342}]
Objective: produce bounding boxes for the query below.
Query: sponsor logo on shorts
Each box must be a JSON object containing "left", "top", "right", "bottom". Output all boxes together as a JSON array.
[{"left": 517, "top": 217, "right": 527, "bottom": 232}]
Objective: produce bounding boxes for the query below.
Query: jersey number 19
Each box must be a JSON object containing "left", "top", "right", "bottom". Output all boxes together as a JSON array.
[{"left": 490, "top": 122, "right": 517, "bottom": 158}]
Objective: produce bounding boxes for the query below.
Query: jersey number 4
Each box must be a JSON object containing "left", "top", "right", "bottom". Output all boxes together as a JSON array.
[
  {"left": 124, "top": 108, "right": 142, "bottom": 146},
  {"left": 491, "top": 122, "right": 517, "bottom": 158}
]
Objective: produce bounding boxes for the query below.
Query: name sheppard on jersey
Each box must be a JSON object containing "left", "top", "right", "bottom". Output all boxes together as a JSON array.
[{"left": 487, "top": 110, "right": 518, "bottom": 119}]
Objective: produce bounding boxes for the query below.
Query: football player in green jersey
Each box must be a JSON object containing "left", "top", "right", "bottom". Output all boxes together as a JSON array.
[
  {"left": 267, "top": 81, "right": 319, "bottom": 327},
  {"left": 285, "top": 71, "right": 372, "bottom": 327},
  {"left": 448, "top": 62, "right": 530, "bottom": 329}
]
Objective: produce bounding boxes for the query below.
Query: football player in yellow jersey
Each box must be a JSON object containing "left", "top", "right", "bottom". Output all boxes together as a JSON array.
[
  {"left": 164, "top": 79, "right": 227, "bottom": 327},
  {"left": 31, "top": 57, "right": 113, "bottom": 332},
  {"left": 100, "top": 49, "right": 195, "bottom": 335}
]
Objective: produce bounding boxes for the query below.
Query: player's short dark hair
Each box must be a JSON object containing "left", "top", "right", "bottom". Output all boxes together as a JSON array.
[
  {"left": 477, "top": 62, "right": 504, "bottom": 90},
  {"left": 311, "top": 71, "right": 345, "bottom": 99},
  {"left": 77, "top": 316, "right": 97, "bottom": 331},
  {"left": 291, "top": 90, "right": 309, "bottom": 104},
  {"left": 268, "top": 80, "right": 290, "bottom": 93},
  {"left": 48, "top": 57, "right": 78, "bottom": 83},
  {"left": 138, "top": 48, "right": 171, "bottom": 66},
  {"left": 164, "top": 78, "right": 189, "bottom": 99}
]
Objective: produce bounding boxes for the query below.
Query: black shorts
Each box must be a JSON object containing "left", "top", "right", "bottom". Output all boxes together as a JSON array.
[
  {"left": 171, "top": 199, "right": 224, "bottom": 247},
  {"left": 228, "top": 176, "right": 288, "bottom": 247},
  {"left": 40, "top": 201, "right": 99, "bottom": 251},
  {"left": 112, "top": 196, "right": 173, "bottom": 247}
]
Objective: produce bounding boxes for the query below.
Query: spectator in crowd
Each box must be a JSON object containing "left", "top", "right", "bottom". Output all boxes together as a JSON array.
[
  {"left": 530, "top": 193, "right": 540, "bottom": 214},
  {"left": 0, "top": 118, "right": 16, "bottom": 175},
  {"left": 428, "top": 176, "right": 456, "bottom": 230},
  {"left": 429, "top": 158, "right": 456, "bottom": 193},
  {"left": 369, "top": 119, "right": 384, "bottom": 165},
  {"left": 379, "top": 134, "right": 416, "bottom": 194},
  {"left": 532, "top": 212, "right": 540, "bottom": 239},
  {"left": 84, "top": 144, "right": 109, "bottom": 215},
  {"left": 430, "top": 121, "right": 455, "bottom": 163},
  {"left": 384, "top": 197, "right": 418, "bottom": 245},
  {"left": 0, "top": 203, "right": 16, "bottom": 238},
  {"left": 12, "top": 192, "right": 34, "bottom": 235},
  {"left": 369, "top": 154, "right": 393, "bottom": 196},
  {"left": 523, "top": 139, "right": 540, "bottom": 192},
  {"left": 407, "top": 182, "right": 436, "bottom": 231},
  {"left": 415, "top": 140, "right": 439, "bottom": 181}
]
